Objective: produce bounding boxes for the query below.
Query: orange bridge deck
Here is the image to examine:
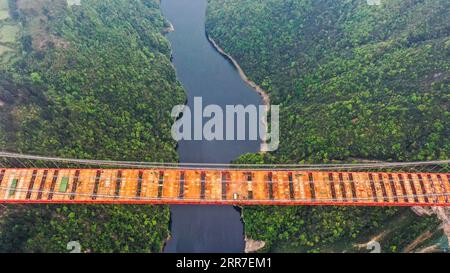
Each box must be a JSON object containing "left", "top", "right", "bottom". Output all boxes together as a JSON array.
[{"left": 0, "top": 168, "right": 449, "bottom": 206}]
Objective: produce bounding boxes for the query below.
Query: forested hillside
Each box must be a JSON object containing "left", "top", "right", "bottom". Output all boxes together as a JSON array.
[
  {"left": 0, "top": 0, "right": 184, "bottom": 252},
  {"left": 207, "top": 0, "right": 449, "bottom": 252}
]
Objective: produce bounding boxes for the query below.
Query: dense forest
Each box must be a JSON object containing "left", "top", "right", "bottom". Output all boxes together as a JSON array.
[
  {"left": 0, "top": 0, "right": 448, "bottom": 253},
  {"left": 0, "top": 0, "right": 184, "bottom": 252},
  {"left": 208, "top": 0, "right": 449, "bottom": 252}
]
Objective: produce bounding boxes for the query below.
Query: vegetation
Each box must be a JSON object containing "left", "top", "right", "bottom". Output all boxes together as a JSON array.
[
  {"left": 208, "top": 0, "right": 449, "bottom": 252},
  {"left": 0, "top": 0, "right": 20, "bottom": 65},
  {"left": 0, "top": 0, "right": 447, "bottom": 253},
  {"left": 0, "top": 0, "right": 184, "bottom": 252},
  {"left": 0, "top": 205, "right": 170, "bottom": 253}
]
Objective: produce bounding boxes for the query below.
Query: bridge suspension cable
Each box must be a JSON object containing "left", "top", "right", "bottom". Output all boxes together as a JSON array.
[
  {"left": 0, "top": 151, "right": 449, "bottom": 206},
  {"left": 0, "top": 151, "right": 448, "bottom": 172}
]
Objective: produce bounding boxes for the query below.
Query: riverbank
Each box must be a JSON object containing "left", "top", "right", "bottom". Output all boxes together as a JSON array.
[
  {"left": 162, "top": 21, "right": 174, "bottom": 34},
  {"left": 245, "top": 237, "right": 266, "bottom": 253},
  {"left": 240, "top": 206, "right": 267, "bottom": 253},
  {"left": 207, "top": 35, "right": 272, "bottom": 153},
  {"left": 206, "top": 35, "right": 270, "bottom": 107}
]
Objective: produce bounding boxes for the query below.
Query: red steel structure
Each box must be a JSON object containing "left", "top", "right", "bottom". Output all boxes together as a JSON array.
[{"left": 0, "top": 167, "right": 449, "bottom": 206}]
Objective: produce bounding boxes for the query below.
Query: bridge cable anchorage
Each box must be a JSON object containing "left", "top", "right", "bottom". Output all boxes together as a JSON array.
[{"left": 0, "top": 152, "right": 448, "bottom": 205}]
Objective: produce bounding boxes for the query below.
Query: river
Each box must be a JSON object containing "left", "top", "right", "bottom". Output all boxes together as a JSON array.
[{"left": 161, "top": 0, "right": 264, "bottom": 252}]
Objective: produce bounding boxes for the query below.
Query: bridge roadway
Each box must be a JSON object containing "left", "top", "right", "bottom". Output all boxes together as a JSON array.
[{"left": 0, "top": 168, "right": 449, "bottom": 206}]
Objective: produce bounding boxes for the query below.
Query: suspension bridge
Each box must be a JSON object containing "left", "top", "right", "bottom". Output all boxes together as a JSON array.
[{"left": 0, "top": 152, "right": 449, "bottom": 206}]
